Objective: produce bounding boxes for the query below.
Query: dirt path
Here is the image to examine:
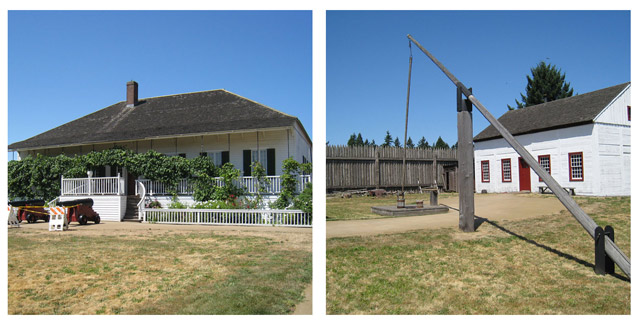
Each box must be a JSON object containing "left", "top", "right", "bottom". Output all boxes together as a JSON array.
[
  {"left": 327, "top": 193, "right": 566, "bottom": 238},
  {"left": 292, "top": 284, "right": 312, "bottom": 315}
]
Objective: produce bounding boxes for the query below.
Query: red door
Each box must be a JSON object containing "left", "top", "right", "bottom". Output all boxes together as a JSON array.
[{"left": 518, "top": 157, "right": 531, "bottom": 191}]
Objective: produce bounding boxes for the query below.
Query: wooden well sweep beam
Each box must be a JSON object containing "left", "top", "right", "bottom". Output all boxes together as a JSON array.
[{"left": 407, "top": 34, "right": 631, "bottom": 279}]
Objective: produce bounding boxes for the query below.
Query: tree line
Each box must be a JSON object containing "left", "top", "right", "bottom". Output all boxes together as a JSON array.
[{"left": 346, "top": 131, "right": 456, "bottom": 149}]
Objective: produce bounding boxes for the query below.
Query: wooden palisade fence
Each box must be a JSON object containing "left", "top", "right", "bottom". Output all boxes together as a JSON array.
[{"left": 326, "top": 145, "right": 457, "bottom": 191}]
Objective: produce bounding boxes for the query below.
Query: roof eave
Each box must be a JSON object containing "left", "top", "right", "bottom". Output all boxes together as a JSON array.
[
  {"left": 8, "top": 124, "right": 298, "bottom": 152},
  {"left": 473, "top": 120, "right": 595, "bottom": 143}
]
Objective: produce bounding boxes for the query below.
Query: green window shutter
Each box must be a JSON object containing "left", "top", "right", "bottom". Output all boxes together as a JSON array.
[
  {"left": 221, "top": 151, "right": 229, "bottom": 165},
  {"left": 243, "top": 150, "right": 252, "bottom": 176},
  {"left": 267, "top": 149, "right": 276, "bottom": 176}
]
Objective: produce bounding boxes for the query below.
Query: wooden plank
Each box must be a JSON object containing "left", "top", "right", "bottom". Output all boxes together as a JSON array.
[{"left": 408, "top": 34, "right": 630, "bottom": 278}]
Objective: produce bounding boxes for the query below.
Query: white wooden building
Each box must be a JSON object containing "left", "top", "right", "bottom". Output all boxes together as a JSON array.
[
  {"left": 9, "top": 81, "right": 312, "bottom": 220},
  {"left": 473, "top": 82, "right": 630, "bottom": 196}
]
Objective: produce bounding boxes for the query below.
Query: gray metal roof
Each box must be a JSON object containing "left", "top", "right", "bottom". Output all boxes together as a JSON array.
[
  {"left": 474, "top": 82, "right": 630, "bottom": 142},
  {"left": 9, "top": 89, "right": 310, "bottom": 150}
]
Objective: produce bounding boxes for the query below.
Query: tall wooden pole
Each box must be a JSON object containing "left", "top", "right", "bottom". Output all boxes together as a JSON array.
[
  {"left": 402, "top": 52, "right": 413, "bottom": 193},
  {"left": 457, "top": 87, "right": 475, "bottom": 232}
]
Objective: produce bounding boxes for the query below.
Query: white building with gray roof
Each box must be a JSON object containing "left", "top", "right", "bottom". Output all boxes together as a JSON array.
[{"left": 473, "top": 82, "right": 630, "bottom": 196}]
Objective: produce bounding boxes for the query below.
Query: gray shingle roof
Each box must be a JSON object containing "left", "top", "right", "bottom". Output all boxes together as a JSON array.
[
  {"left": 473, "top": 82, "right": 630, "bottom": 142},
  {"left": 9, "top": 89, "right": 309, "bottom": 150}
]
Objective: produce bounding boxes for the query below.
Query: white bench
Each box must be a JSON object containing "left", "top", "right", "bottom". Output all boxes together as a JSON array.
[{"left": 538, "top": 185, "right": 575, "bottom": 196}]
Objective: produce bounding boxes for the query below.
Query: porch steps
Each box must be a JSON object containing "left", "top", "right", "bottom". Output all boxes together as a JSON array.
[{"left": 123, "top": 195, "right": 142, "bottom": 222}]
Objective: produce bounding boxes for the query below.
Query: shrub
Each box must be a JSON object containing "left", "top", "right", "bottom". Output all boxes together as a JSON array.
[
  {"left": 192, "top": 200, "right": 238, "bottom": 209},
  {"left": 146, "top": 200, "right": 162, "bottom": 209},
  {"left": 168, "top": 196, "right": 188, "bottom": 209},
  {"left": 293, "top": 183, "right": 312, "bottom": 214},
  {"left": 272, "top": 158, "right": 312, "bottom": 211}
]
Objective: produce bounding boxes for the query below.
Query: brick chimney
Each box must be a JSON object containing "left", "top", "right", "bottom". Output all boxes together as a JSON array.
[{"left": 126, "top": 81, "right": 138, "bottom": 107}]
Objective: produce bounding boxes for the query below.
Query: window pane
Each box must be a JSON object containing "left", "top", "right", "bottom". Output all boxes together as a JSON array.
[
  {"left": 502, "top": 159, "right": 511, "bottom": 182},
  {"left": 570, "top": 153, "right": 583, "bottom": 180},
  {"left": 482, "top": 161, "right": 489, "bottom": 182},
  {"left": 251, "top": 149, "right": 268, "bottom": 174}
]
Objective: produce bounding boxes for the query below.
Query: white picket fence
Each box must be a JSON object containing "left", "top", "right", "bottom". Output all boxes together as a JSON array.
[{"left": 142, "top": 208, "right": 312, "bottom": 227}]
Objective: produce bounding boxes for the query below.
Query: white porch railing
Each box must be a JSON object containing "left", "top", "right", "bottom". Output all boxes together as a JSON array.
[
  {"left": 136, "top": 175, "right": 311, "bottom": 196},
  {"left": 142, "top": 208, "right": 312, "bottom": 227},
  {"left": 136, "top": 179, "right": 192, "bottom": 195},
  {"left": 61, "top": 175, "right": 125, "bottom": 196}
]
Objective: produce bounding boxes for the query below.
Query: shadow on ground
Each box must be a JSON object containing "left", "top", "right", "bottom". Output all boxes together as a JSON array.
[{"left": 474, "top": 215, "right": 629, "bottom": 283}]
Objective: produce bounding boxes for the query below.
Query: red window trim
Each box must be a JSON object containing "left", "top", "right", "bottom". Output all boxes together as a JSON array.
[
  {"left": 501, "top": 158, "right": 512, "bottom": 182},
  {"left": 628, "top": 106, "right": 631, "bottom": 121},
  {"left": 568, "top": 152, "right": 584, "bottom": 182},
  {"left": 538, "top": 154, "right": 551, "bottom": 182},
  {"left": 481, "top": 160, "right": 490, "bottom": 183}
]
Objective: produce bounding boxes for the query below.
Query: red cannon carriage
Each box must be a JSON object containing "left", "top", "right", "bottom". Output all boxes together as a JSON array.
[
  {"left": 8, "top": 199, "right": 49, "bottom": 223},
  {"left": 56, "top": 198, "right": 101, "bottom": 225}
]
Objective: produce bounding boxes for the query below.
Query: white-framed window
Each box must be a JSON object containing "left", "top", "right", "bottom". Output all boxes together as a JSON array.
[
  {"left": 501, "top": 158, "right": 511, "bottom": 182},
  {"left": 481, "top": 160, "right": 490, "bottom": 183},
  {"left": 252, "top": 149, "right": 268, "bottom": 171},
  {"left": 202, "top": 151, "right": 224, "bottom": 167},
  {"left": 569, "top": 152, "right": 584, "bottom": 181}
]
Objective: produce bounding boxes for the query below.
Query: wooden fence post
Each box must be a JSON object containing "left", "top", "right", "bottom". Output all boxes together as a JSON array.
[
  {"left": 375, "top": 149, "right": 380, "bottom": 189},
  {"left": 432, "top": 152, "right": 438, "bottom": 187},
  {"left": 457, "top": 87, "right": 475, "bottom": 232}
]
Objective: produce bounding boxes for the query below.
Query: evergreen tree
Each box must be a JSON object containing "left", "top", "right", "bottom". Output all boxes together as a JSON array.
[
  {"left": 434, "top": 136, "right": 449, "bottom": 149},
  {"left": 355, "top": 133, "right": 364, "bottom": 146},
  {"left": 417, "top": 136, "right": 430, "bottom": 149},
  {"left": 406, "top": 137, "right": 414, "bottom": 148},
  {"left": 382, "top": 131, "right": 393, "bottom": 147},
  {"left": 371, "top": 139, "right": 377, "bottom": 147},
  {"left": 364, "top": 139, "right": 370, "bottom": 146},
  {"left": 451, "top": 141, "right": 458, "bottom": 149},
  {"left": 394, "top": 137, "right": 401, "bottom": 147},
  {"left": 347, "top": 133, "right": 356, "bottom": 147},
  {"left": 508, "top": 61, "right": 574, "bottom": 110}
]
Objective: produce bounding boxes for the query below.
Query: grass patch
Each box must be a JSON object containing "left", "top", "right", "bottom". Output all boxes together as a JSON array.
[
  {"left": 327, "top": 192, "right": 455, "bottom": 221},
  {"left": 9, "top": 229, "right": 311, "bottom": 314},
  {"left": 327, "top": 196, "right": 630, "bottom": 314}
]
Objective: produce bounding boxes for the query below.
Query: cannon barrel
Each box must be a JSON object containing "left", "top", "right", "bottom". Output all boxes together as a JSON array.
[
  {"left": 8, "top": 199, "right": 46, "bottom": 207},
  {"left": 56, "top": 198, "right": 94, "bottom": 207}
]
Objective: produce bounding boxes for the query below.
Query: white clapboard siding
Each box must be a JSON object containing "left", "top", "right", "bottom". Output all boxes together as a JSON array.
[{"left": 59, "top": 195, "right": 126, "bottom": 222}]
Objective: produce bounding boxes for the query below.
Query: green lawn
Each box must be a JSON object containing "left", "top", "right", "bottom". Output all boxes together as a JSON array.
[
  {"left": 327, "top": 196, "right": 630, "bottom": 314},
  {"left": 9, "top": 229, "right": 311, "bottom": 314}
]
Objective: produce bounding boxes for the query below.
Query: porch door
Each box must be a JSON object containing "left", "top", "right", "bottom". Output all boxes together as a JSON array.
[
  {"left": 518, "top": 157, "right": 531, "bottom": 191},
  {"left": 127, "top": 173, "right": 137, "bottom": 196}
]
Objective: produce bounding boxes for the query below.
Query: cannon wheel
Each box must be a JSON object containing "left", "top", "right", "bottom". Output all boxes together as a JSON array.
[
  {"left": 94, "top": 215, "right": 100, "bottom": 224},
  {"left": 26, "top": 213, "right": 35, "bottom": 223},
  {"left": 78, "top": 214, "right": 88, "bottom": 225},
  {"left": 44, "top": 215, "right": 50, "bottom": 222}
]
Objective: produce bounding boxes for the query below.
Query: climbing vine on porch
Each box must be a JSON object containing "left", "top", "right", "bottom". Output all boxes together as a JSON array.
[
  {"left": 7, "top": 148, "right": 220, "bottom": 201},
  {"left": 271, "top": 157, "right": 312, "bottom": 213}
]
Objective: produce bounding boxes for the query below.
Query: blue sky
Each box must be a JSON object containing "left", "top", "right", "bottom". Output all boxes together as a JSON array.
[
  {"left": 327, "top": 10, "right": 630, "bottom": 146},
  {"left": 7, "top": 10, "right": 312, "bottom": 160}
]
